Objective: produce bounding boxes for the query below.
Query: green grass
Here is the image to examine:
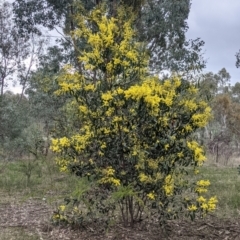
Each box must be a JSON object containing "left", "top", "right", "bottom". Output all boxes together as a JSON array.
[
  {"left": 0, "top": 157, "right": 82, "bottom": 240},
  {"left": 199, "top": 166, "right": 240, "bottom": 218},
  {"left": 0, "top": 158, "right": 80, "bottom": 202}
]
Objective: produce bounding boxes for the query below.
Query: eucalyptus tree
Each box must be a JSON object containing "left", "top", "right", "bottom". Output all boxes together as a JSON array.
[
  {"left": 13, "top": 0, "right": 205, "bottom": 74},
  {"left": 0, "top": 1, "right": 49, "bottom": 159},
  {"left": 0, "top": 1, "right": 30, "bottom": 96},
  {"left": 236, "top": 50, "right": 240, "bottom": 68}
]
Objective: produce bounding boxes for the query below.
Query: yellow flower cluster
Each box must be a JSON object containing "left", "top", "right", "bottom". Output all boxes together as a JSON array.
[
  {"left": 188, "top": 204, "right": 197, "bottom": 211},
  {"left": 206, "top": 196, "right": 218, "bottom": 211},
  {"left": 84, "top": 84, "right": 95, "bottom": 91},
  {"left": 187, "top": 141, "right": 206, "bottom": 165},
  {"left": 79, "top": 105, "right": 88, "bottom": 114},
  {"left": 164, "top": 144, "right": 170, "bottom": 151},
  {"left": 191, "top": 106, "right": 212, "bottom": 128},
  {"left": 124, "top": 82, "right": 153, "bottom": 101},
  {"left": 147, "top": 159, "right": 158, "bottom": 170},
  {"left": 184, "top": 124, "right": 193, "bottom": 132},
  {"left": 59, "top": 205, "right": 66, "bottom": 212},
  {"left": 124, "top": 78, "right": 180, "bottom": 116},
  {"left": 52, "top": 204, "right": 69, "bottom": 223},
  {"left": 55, "top": 158, "right": 69, "bottom": 172},
  {"left": 55, "top": 65, "right": 84, "bottom": 95},
  {"left": 51, "top": 125, "right": 93, "bottom": 156},
  {"left": 139, "top": 173, "right": 152, "bottom": 183},
  {"left": 197, "top": 196, "right": 218, "bottom": 212},
  {"left": 177, "top": 152, "right": 184, "bottom": 158},
  {"left": 75, "top": 6, "right": 147, "bottom": 78},
  {"left": 51, "top": 137, "right": 71, "bottom": 153},
  {"left": 182, "top": 99, "right": 198, "bottom": 112},
  {"left": 195, "top": 179, "right": 210, "bottom": 193},
  {"left": 53, "top": 6, "right": 149, "bottom": 99},
  {"left": 102, "top": 91, "right": 113, "bottom": 102},
  {"left": 98, "top": 167, "right": 121, "bottom": 186},
  {"left": 147, "top": 192, "right": 156, "bottom": 200},
  {"left": 163, "top": 175, "right": 174, "bottom": 196}
]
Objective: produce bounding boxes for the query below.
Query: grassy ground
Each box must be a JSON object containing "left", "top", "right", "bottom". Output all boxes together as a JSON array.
[
  {"left": 0, "top": 157, "right": 81, "bottom": 240},
  {"left": 0, "top": 157, "right": 240, "bottom": 239},
  {"left": 200, "top": 166, "right": 240, "bottom": 218}
]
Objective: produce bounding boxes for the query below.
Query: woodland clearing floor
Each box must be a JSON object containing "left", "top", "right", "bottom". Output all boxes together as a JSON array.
[{"left": 0, "top": 196, "right": 240, "bottom": 240}]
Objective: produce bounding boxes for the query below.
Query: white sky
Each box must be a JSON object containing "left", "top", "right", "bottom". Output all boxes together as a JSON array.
[{"left": 186, "top": 0, "right": 240, "bottom": 84}]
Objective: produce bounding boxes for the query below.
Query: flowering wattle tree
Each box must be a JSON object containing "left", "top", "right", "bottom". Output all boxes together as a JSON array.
[{"left": 51, "top": 4, "right": 217, "bottom": 227}]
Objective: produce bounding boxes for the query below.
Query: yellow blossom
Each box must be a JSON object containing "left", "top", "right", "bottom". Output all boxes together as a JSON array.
[
  {"left": 188, "top": 204, "right": 197, "bottom": 211},
  {"left": 207, "top": 196, "right": 218, "bottom": 211},
  {"left": 163, "top": 175, "right": 174, "bottom": 196},
  {"left": 98, "top": 167, "right": 121, "bottom": 186},
  {"left": 102, "top": 92, "right": 113, "bottom": 102},
  {"left": 100, "top": 142, "right": 107, "bottom": 149},
  {"left": 177, "top": 152, "right": 184, "bottom": 158},
  {"left": 195, "top": 179, "right": 210, "bottom": 193},
  {"left": 147, "top": 159, "right": 158, "bottom": 170},
  {"left": 139, "top": 173, "right": 149, "bottom": 182},
  {"left": 84, "top": 84, "right": 95, "bottom": 91},
  {"left": 164, "top": 144, "right": 170, "bottom": 151},
  {"left": 197, "top": 180, "right": 210, "bottom": 187},
  {"left": 194, "top": 169, "right": 200, "bottom": 175},
  {"left": 187, "top": 141, "right": 206, "bottom": 165},
  {"left": 79, "top": 105, "right": 88, "bottom": 114},
  {"left": 59, "top": 205, "right": 66, "bottom": 212},
  {"left": 197, "top": 196, "right": 206, "bottom": 203},
  {"left": 201, "top": 203, "right": 208, "bottom": 210},
  {"left": 147, "top": 192, "right": 156, "bottom": 200}
]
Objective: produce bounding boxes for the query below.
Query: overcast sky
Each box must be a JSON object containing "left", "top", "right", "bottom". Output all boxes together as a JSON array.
[{"left": 186, "top": 0, "right": 240, "bottom": 84}]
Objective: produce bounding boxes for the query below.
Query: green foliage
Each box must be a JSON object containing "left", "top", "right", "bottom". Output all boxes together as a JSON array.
[
  {"left": 52, "top": 178, "right": 117, "bottom": 228},
  {"left": 202, "top": 69, "right": 240, "bottom": 164},
  {"left": 50, "top": 5, "right": 215, "bottom": 227},
  {"left": 0, "top": 160, "right": 40, "bottom": 191},
  {"left": 136, "top": 0, "right": 205, "bottom": 73},
  {"left": 0, "top": 2, "right": 46, "bottom": 158},
  {"left": 236, "top": 49, "right": 240, "bottom": 68},
  {"left": 0, "top": 91, "right": 48, "bottom": 160},
  {"left": 199, "top": 68, "right": 231, "bottom": 102},
  {"left": 0, "top": 92, "right": 30, "bottom": 157},
  {"left": 0, "top": 1, "right": 31, "bottom": 96},
  {"left": 13, "top": 0, "right": 205, "bottom": 74},
  {"left": 15, "top": 124, "right": 45, "bottom": 157},
  {"left": 10, "top": 123, "right": 46, "bottom": 185}
]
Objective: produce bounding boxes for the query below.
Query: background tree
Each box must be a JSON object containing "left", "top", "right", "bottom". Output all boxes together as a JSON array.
[
  {"left": 0, "top": 91, "right": 30, "bottom": 157},
  {"left": 236, "top": 49, "right": 240, "bottom": 68},
  {"left": 13, "top": 0, "right": 205, "bottom": 75},
  {"left": 198, "top": 68, "right": 240, "bottom": 164},
  {"left": 0, "top": 1, "right": 48, "bottom": 160},
  {"left": 0, "top": 1, "right": 30, "bottom": 96}
]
